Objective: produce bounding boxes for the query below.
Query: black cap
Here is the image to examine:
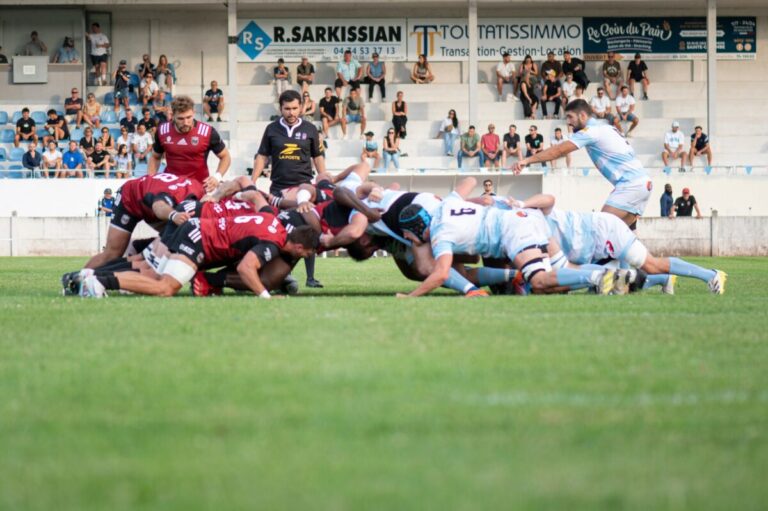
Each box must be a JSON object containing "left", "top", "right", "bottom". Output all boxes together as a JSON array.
[
  {"left": 634, "top": 53, "right": 642, "bottom": 59},
  {"left": 119, "top": 59, "right": 127, "bottom": 65},
  {"left": 104, "top": 188, "right": 112, "bottom": 194},
  {"left": 364, "top": 131, "right": 374, "bottom": 137}
]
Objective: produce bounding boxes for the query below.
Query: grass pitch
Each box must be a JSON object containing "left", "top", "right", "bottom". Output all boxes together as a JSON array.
[{"left": 1, "top": 256, "right": 767, "bottom": 511}]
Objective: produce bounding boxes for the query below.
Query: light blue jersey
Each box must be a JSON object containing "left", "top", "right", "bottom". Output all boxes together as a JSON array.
[
  {"left": 430, "top": 192, "right": 510, "bottom": 259},
  {"left": 545, "top": 208, "right": 597, "bottom": 265},
  {"left": 570, "top": 118, "right": 648, "bottom": 186}
]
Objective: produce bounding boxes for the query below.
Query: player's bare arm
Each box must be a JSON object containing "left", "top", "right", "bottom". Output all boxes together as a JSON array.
[
  {"left": 236, "top": 250, "right": 271, "bottom": 298},
  {"left": 320, "top": 214, "right": 369, "bottom": 250},
  {"left": 399, "top": 253, "right": 453, "bottom": 298},
  {"left": 251, "top": 154, "right": 269, "bottom": 181},
  {"left": 515, "top": 141, "right": 578, "bottom": 174},
  {"left": 332, "top": 186, "right": 381, "bottom": 223},
  {"left": 152, "top": 200, "right": 192, "bottom": 226}
]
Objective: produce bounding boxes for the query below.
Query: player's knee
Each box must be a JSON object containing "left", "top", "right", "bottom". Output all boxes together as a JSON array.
[{"left": 158, "top": 278, "right": 181, "bottom": 297}]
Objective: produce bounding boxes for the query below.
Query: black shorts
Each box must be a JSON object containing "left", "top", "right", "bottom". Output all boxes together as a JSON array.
[
  {"left": 90, "top": 54, "right": 108, "bottom": 66},
  {"left": 297, "top": 79, "right": 313, "bottom": 86},
  {"left": 207, "top": 102, "right": 220, "bottom": 113},
  {"left": 334, "top": 78, "right": 360, "bottom": 90},
  {"left": 110, "top": 195, "right": 140, "bottom": 233},
  {"left": 166, "top": 220, "right": 205, "bottom": 265}
]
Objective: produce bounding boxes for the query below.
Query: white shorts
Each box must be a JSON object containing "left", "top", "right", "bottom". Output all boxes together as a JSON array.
[
  {"left": 605, "top": 179, "right": 652, "bottom": 216},
  {"left": 501, "top": 209, "right": 550, "bottom": 260},
  {"left": 591, "top": 212, "right": 643, "bottom": 263}
]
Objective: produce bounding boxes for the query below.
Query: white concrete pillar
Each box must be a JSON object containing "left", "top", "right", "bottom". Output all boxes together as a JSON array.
[
  {"left": 467, "top": 0, "right": 478, "bottom": 127},
  {"left": 227, "top": 0, "right": 240, "bottom": 166},
  {"left": 706, "top": 0, "right": 717, "bottom": 141}
]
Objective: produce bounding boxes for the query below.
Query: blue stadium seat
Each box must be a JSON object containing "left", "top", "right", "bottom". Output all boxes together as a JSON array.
[
  {"left": 128, "top": 92, "right": 139, "bottom": 105},
  {"left": 102, "top": 110, "right": 118, "bottom": 124},
  {"left": 164, "top": 92, "right": 173, "bottom": 102},
  {"left": 129, "top": 73, "right": 141, "bottom": 88},
  {"left": 134, "top": 162, "right": 148, "bottom": 177},
  {"left": 32, "top": 111, "right": 47, "bottom": 124},
  {"left": 0, "top": 111, "right": 8, "bottom": 125},
  {"left": 10, "top": 147, "right": 26, "bottom": 162},
  {"left": 105, "top": 92, "right": 115, "bottom": 105},
  {"left": 109, "top": 128, "right": 121, "bottom": 141},
  {"left": 6, "top": 164, "right": 26, "bottom": 179},
  {"left": 0, "top": 148, "right": 6, "bottom": 161},
  {"left": 70, "top": 128, "right": 84, "bottom": 142},
  {"left": 12, "top": 111, "right": 23, "bottom": 124},
  {"left": 1, "top": 129, "right": 14, "bottom": 143}
]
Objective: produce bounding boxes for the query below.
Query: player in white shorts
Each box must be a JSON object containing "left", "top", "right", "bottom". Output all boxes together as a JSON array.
[{"left": 513, "top": 99, "right": 652, "bottom": 228}]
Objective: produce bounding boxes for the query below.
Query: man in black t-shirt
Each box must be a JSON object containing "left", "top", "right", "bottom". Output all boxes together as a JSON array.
[
  {"left": 541, "top": 72, "right": 562, "bottom": 118},
  {"left": 14, "top": 108, "right": 38, "bottom": 147},
  {"left": 627, "top": 53, "right": 650, "bottom": 100},
  {"left": 203, "top": 80, "right": 225, "bottom": 122},
  {"left": 43, "top": 109, "right": 69, "bottom": 145},
  {"left": 562, "top": 51, "right": 589, "bottom": 89},
  {"left": 88, "top": 141, "right": 112, "bottom": 177},
  {"left": 689, "top": 126, "right": 713, "bottom": 165},
  {"left": 64, "top": 87, "right": 84, "bottom": 127},
  {"left": 120, "top": 109, "right": 138, "bottom": 133},
  {"left": 318, "top": 87, "right": 346, "bottom": 138},
  {"left": 671, "top": 188, "right": 702, "bottom": 218},
  {"left": 138, "top": 107, "right": 157, "bottom": 136},
  {"left": 524, "top": 125, "right": 544, "bottom": 158},
  {"left": 502, "top": 124, "right": 523, "bottom": 168}
]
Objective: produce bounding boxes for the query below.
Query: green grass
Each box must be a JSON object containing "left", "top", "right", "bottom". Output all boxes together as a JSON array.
[{"left": 1, "top": 256, "right": 767, "bottom": 511}]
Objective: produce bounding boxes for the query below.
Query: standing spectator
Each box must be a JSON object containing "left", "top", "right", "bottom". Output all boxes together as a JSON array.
[
  {"left": 502, "top": 124, "right": 523, "bottom": 168},
  {"left": 82, "top": 92, "right": 102, "bottom": 129},
  {"left": 61, "top": 140, "right": 85, "bottom": 178},
  {"left": 457, "top": 125, "right": 483, "bottom": 169},
  {"left": 139, "top": 72, "right": 159, "bottom": 107},
  {"left": 301, "top": 91, "right": 316, "bottom": 122},
  {"left": 64, "top": 87, "right": 83, "bottom": 127},
  {"left": 13, "top": 108, "right": 38, "bottom": 148},
  {"left": 482, "top": 179, "right": 496, "bottom": 196},
  {"left": 614, "top": 85, "right": 639, "bottom": 137},
  {"left": 43, "top": 109, "right": 69, "bottom": 145},
  {"left": 319, "top": 87, "right": 346, "bottom": 138},
  {"left": 411, "top": 54, "right": 435, "bottom": 84},
  {"left": 627, "top": 53, "right": 650, "bottom": 100},
  {"left": 155, "top": 55, "right": 175, "bottom": 91},
  {"left": 343, "top": 88, "right": 366, "bottom": 138},
  {"left": 519, "top": 72, "right": 539, "bottom": 120},
  {"left": 112, "top": 60, "right": 131, "bottom": 112},
  {"left": 525, "top": 125, "right": 545, "bottom": 161},
  {"left": 540, "top": 51, "right": 563, "bottom": 81},
  {"left": 100, "top": 188, "right": 115, "bottom": 217},
  {"left": 335, "top": 50, "right": 362, "bottom": 97},
  {"left": 689, "top": 126, "right": 713, "bottom": 166},
  {"left": 660, "top": 183, "right": 674, "bottom": 217},
  {"left": 541, "top": 71, "right": 563, "bottom": 119},
  {"left": 480, "top": 124, "right": 501, "bottom": 169},
  {"left": 550, "top": 128, "right": 572, "bottom": 169},
  {"left": 561, "top": 73, "right": 577, "bottom": 107},
  {"left": 590, "top": 87, "right": 615, "bottom": 124},
  {"left": 86, "top": 23, "right": 110, "bottom": 86},
  {"left": 515, "top": 55, "right": 538, "bottom": 95},
  {"left": 153, "top": 90, "right": 172, "bottom": 123},
  {"left": 382, "top": 128, "right": 401, "bottom": 171},
  {"left": 115, "top": 144, "right": 132, "bottom": 178},
  {"left": 132, "top": 124, "right": 154, "bottom": 164},
  {"left": 662, "top": 121, "right": 687, "bottom": 168},
  {"left": 562, "top": 51, "right": 589, "bottom": 89},
  {"left": 296, "top": 56, "right": 315, "bottom": 94},
  {"left": 273, "top": 58, "right": 290, "bottom": 96},
  {"left": 22, "top": 142, "right": 42, "bottom": 176},
  {"left": 116, "top": 126, "right": 133, "bottom": 153},
  {"left": 23, "top": 31, "right": 47, "bottom": 56},
  {"left": 53, "top": 37, "right": 80, "bottom": 63},
  {"left": 361, "top": 131, "right": 381, "bottom": 169},
  {"left": 602, "top": 52, "right": 623, "bottom": 100},
  {"left": 42, "top": 141, "right": 62, "bottom": 178},
  {"left": 439, "top": 109, "right": 459, "bottom": 156},
  {"left": 365, "top": 53, "right": 386, "bottom": 102},
  {"left": 137, "top": 54, "right": 155, "bottom": 79},
  {"left": 79, "top": 126, "right": 96, "bottom": 159},
  {"left": 88, "top": 141, "right": 111, "bottom": 177},
  {"left": 670, "top": 187, "right": 702, "bottom": 218},
  {"left": 120, "top": 108, "right": 138, "bottom": 134},
  {"left": 391, "top": 91, "right": 408, "bottom": 139},
  {"left": 99, "top": 126, "right": 115, "bottom": 155},
  {"left": 495, "top": 52, "right": 515, "bottom": 101},
  {"left": 203, "top": 80, "right": 224, "bottom": 122},
  {"left": 138, "top": 107, "right": 157, "bottom": 136}
]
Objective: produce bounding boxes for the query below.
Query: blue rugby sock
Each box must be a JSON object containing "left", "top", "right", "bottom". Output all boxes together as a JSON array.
[
  {"left": 643, "top": 274, "right": 670, "bottom": 289},
  {"left": 556, "top": 267, "right": 600, "bottom": 290},
  {"left": 442, "top": 268, "right": 477, "bottom": 295},
  {"left": 669, "top": 257, "right": 716, "bottom": 283},
  {"left": 474, "top": 267, "right": 513, "bottom": 286}
]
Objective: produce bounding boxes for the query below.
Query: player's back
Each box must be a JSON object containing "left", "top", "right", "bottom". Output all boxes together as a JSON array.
[
  {"left": 545, "top": 208, "right": 597, "bottom": 264},
  {"left": 202, "top": 213, "right": 287, "bottom": 264},
  {"left": 430, "top": 192, "right": 495, "bottom": 257},
  {"left": 202, "top": 198, "right": 256, "bottom": 220},
  {"left": 120, "top": 173, "right": 204, "bottom": 221},
  {"left": 570, "top": 119, "right": 646, "bottom": 185}
]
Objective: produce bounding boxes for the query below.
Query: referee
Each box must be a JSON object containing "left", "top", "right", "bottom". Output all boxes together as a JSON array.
[{"left": 252, "top": 89, "right": 326, "bottom": 288}]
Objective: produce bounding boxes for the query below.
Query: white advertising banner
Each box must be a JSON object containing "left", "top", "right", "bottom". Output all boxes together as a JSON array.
[{"left": 407, "top": 18, "right": 584, "bottom": 61}]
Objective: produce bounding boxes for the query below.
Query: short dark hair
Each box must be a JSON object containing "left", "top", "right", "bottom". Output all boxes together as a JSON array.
[
  {"left": 278, "top": 90, "right": 301, "bottom": 107},
  {"left": 564, "top": 50, "right": 571, "bottom": 55},
  {"left": 695, "top": 125, "right": 703, "bottom": 130},
  {"left": 468, "top": 125, "right": 476, "bottom": 130},
  {"left": 621, "top": 85, "right": 629, "bottom": 90},
  {"left": 277, "top": 58, "right": 284, "bottom": 64},
  {"left": 92, "top": 22, "right": 100, "bottom": 28},
  {"left": 344, "top": 50, "right": 352, "bottom": 55},
  {"left": 22, "top": 107, "right": 30, "bottom": 113},
  {"left": 287, "top": 225, "right": 319, "bottom": 249},
  {"left": 554, "top": 127, "right": 562, "bottom": 132},
  {"left": 565, "top": 98, "right": 593, "bottom": 117},
  {"left": 483, "top": 179, "right": 493, "bottom": 186},
  {"left": 509, "top": 124, "right": 516, "bottom": 129},
  {"left": 142, "top": 107, "right": 150, "bottom": 114},
  {"left": 324, "top": 87, "right": 332, "bottom": 92},
  {"left": 47, "top": 109, "right": 56, "bottom": 115}
]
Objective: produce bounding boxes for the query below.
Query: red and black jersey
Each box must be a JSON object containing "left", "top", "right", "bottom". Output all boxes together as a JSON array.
[
  {"left": 118, "top": 174, "right": 205, "bottom": 223},
  {"left": 154, "top": 120, "right": 226, "bottom": 183},
  {"left": 199, "top": 213, "right": 287, "bottom": 266},
  {"left": 202, "top": 199, "right": 257, "bottom": 220},
  {"left": 313, "top": 200, "right": 352, "bottom": 236}
]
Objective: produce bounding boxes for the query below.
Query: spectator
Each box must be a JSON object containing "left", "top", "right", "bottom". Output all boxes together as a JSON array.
[
  {"left": 525, "top": 125, "right": 545, "bottom": 162},
  {"left": 343, "top": 88, "right": 366, "bottom": 138},
  {"left": 519, "top": 72, "right": 539, "bottom": 120},
  {"left": 335, "top": 50, "right": 362, "bottom": 97},
  {"left": 515, "top": 55, "right": 538, "bottom": 95},
  {"left": 482, "top": 179, "right": 496, "bottom": 196},
  {"left": 88, "top": 141, "right": 112, "bottom": 177},
  {"left": 670, "top": 187, "right": 702, "bottom": 218},
  {"left": 301, "top": 91, "right": 316, "bottom": 121},
  {"left": 137, "top": 54, "right": 155, "bottom": 79},
  {"left": 79, "top": 126, "right": 96, "bottom": 158},
  {"left": 481, "top": 124, "right": 501, "bottom": 169},
  {"left": 550, "top": 128, "right": 572, "bottom": 169},
  {"left": 365, "top": 52, "right": 386, "bottom": 102},
  {"left": 203, "top": 80, "right": 224, "bottom": 122},
  {"left": 116, "top": 126, "right": 132, "bottom": 152},
  {"left": 296, "top": 56, "right": 315, "bottom": 94},
  {"left": 411, "top": 54, "right": 435, "bottom": 84},
  {"left": 112, "top": 59, "right": 131, "bottom": 112},
  {"left": 457, "top": 125, "right": 483, "bottom": 169},
  {"left": 273, "top": 58, "right": 290, "bottom": 96},
  {"left": 100, "top": 188, "right": 115, "bottom": 217},
  {"left": 155, "top": 55, "right": 175, "bottom": 91},
  {"left": 138, "top": 107, "right": 157, "bottom": 136},
  {"left": 319, "top": 87, "right": 346, "bottom": 138},
  {"left": 689, "top": 126, "right": 713, "bottom": 166},
  {"left": 86, "top": 23, "right": 110, "bottom": 86},
  {"left": 81, "top": 92, "right": 102, "bottom": 129},
  {"left": 570, "top": 84, "right": 586, "bottom": 104},
  {"left": 540, "top": 51, "right": 562, "bottom": 80},
  {"left": 64, "top": 87, "right": 83, "bottom": 127},
  {"left": 662, "top": 121, "right": 687, "bottom": 168},
  {"left": 602, "top": 51, "right": 623, "bottom": 100},
  {"left": 541, "top": 71, "right": 563, "bottom": 119},
  {"left": 153, "top": 90, "right": 171, "bottom": 123},
  {"left": 43, "top": 109, "right": 69, "bottom": 145},
  {"left": 561, "top": 73, "right": 577, "bottom": 107},
  {"left": 23, "top": 31, "right": 47, "bottom": 56},
  {"left": 140, "top": 72, "right": 159, "bottom": 107},
  {"left": 562, "top": 50, "right": 589, "bottom": 89},
  {"left": 132, "top": 123, "right": 153, "bottom": 164},
  {"left": 614, "top": 85, "right": 639, "bottom": 137},
  {"left": 502, "top": 124, "right": 523, "bottom": 169},
  {"left": 382, "top": 128, "right": 401, "bottom": 171},
  {"left": 0, "top": 46, "right": 8, "bottom": 63},
  {"left": 120, "top": 108, "right": 138, "bottom": 134},
  {"left": 53, "top": 37, "right": 80, "bottom": 64},
  {"left": 361, "top": 131, "right": 381, "bottom": 169},
  {"left": 115, "top": 144, "right": 132, "bottom": 178},
  {"left": 660, "top": 183, "right": 674, "bottom": 217},
  {"left": 391, "top": 91, "right": 408, "bottom": 139},
  {"left": 22, "top": 142, "right": 43, "bottom": 176},
  {"left": 627, "top": 53, "right": 650, "bottom": 100},
  {"left": 99, "top": 126, "right": 115, "bottom": 155},
  {"left": 14, "top": 108, "right": 38, "bottom": 148},
  {"left": 439, "top": 109, "right": 459, "bottom": 156},
  {"left": 590, "top": 87, "right": 615, "bottom": 124},
  {"left": 496, "top": 52, "right": 515, "bottom": 102},
  {"left": 42, "top": 141, "right": 62, "bottom": 178},
  {"left": 61, "top": 140, "right": 85, "bottom": 178}
]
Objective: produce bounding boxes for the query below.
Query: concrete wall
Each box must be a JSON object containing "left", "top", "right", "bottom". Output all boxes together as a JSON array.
[
  {"left": 0, "top": 63, "right": 83, "bottom": 103},
  {"left": 0, "top": 8, "right": 85, "bottom": 60}
]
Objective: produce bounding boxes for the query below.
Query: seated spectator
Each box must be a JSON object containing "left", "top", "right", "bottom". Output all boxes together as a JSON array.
[
  {"left": 411, "top": 54, "right": 434, "bottom": 84},
  {"left": 112, "top": 59, "right": 131, "bottom": 112},
  {"left": 319, "top": 87, "right": 346, "bottom": 138},
  {"left": 660, "top": 183, "right": 674, "bottom": 217},
  {"left": 131, "top": 124, "right": 153, "bottom": 164},
  {"left": 361, "top": 131, "right": 381, "bottom": 169},
  {"left": 22, "top": 142, "right": 42, "bottom": 175},
  {"left": 561, "top": 73, "right": 577, "bottom": 106},
  {"left": 662, "top": 121, "right": 687, "bottom": 168},
  {"left": 81, "top": 92, "right": 102, "bottom": 129},
  {"left": 670, "top": 187, "right": 702, "bottom": 218},
  {"left": 42, "top": 141, "right": 62, "bottom": 178},
  {"left": 61, "top": 140, "right": 85, "bottom": 178},
  {"left": 140, "top": 72, "right": 159, "bottom": 107},
  {"left": 519, "top": 72, "right": 539, "bottom": 120},
  {"left": 23, "top": 31, "right": 47, "bottom": 56},
  {"left": 541, "top": 71, "right": 563, "bottom": 119},
  {"left": 120, "top": 108, "right": 138, "bottom": 134},
  {"left": 614, "top": 85, "right": 639, "bottom": 137},
  {"left": 481, "top": 124, "right": 501, "bottom": 169},
  {"left": 525, "top": 125, "right": 545, "bottom": 163},
  {"left": 14, "top": 108, "right": 38, "bottom": 148},
  {"left": 382, "top": 128, "right": 401, "bottom": 171},
  {"left": 365, "top": 53, "right": 386, "bottom": 102},
  {"left": 590, "top": 87, "right": 615, "bottom": 124},
  {"left": 627, "top": 53, "right": 650, "bottom": 100},
  {"left": 457, "top": 125, "right": 483, "bottom": 169},
  {"left": 155, "top": 55, "right": 175, "bottom": 91},
  {"left": 138, "top": 107, "right": 157, "bottom": 136},
  {"left": 335, "top": 50, "right": 362, "bottom": 97},
  {"left": 482, "top": 179, "right": 496, "bottom": 196},
  {"left": 343, "top": 88, "right": 366, "bottom": 138},
  {"left": 64, "top": 87, "right": 84, "bottom": 127},
  {"left": 540, "top": 51, "right": 562, "bottom": 81},
  {"left": 550, "top": 128, "right": 572, "bottom": 169},
  {"left": 203, "top": 80, "right": 224, "bottom": 122},
  {"left": 100, "top": 188, "right": 115, "bottom": 217},
  {"left": 153, "top": 90, "right": 171, "bottom": 123},
  {"left": 99, "top": 126, "right": 115, "bottom": 155},
  {"left": 392, "top": 91, "right": 408, "bottom": 139},
  {"left": 296, "top": 56, "right": 315, "bottom": 94},
  {"left": 86, "top": 23, "right": 110, "bottom": 86},
  {"left": 43, "top": 109, "right": 69, "bottom": 145},
  {"left": 273, "top": 58, "right": 290, "bottom": 96},
  {"left": 562, "top": 51, "right": 588, "bottom": 89},
  {"left": 515, "top": 55, "right": 538, "bottom": 95},
  {"left": 689, "top": 126, "right": 713, "bottom": 166},
  {"left": 54, "top": 37, "right": 80, "bottom": 63},
  {"left": 115, "top": 144, "right": 132, "bottom": 178},
  {"left": 116, "top": 126, "right": 133, "bottom": 152},
  {"left": 88, "top": 141, "right": 111, "bottom": 177},
  {"left": 570, "top": 84, "right": 586, "bottom": 104},
  {"left": 602, "top": 52, "right": 623, "bottom": 100},
  {"left": 137, "top": 54, "right": 155, "bottom": 79},
  {"left": 502, "top": 124, "right": 523, "bottom": 169},
  {"left": 496, "top": 52, "right": 515, "bottom": 101},
  {"left": 439, "top": 109, "right": 459, "bottom": 156},
  {"left": 0, "top": 46, "right": 8, "bottom": 63},
  {"left": 79, "top": 127, "right": 96, "bottom": 158},
  {"left": 301, "top": 91, "right": 316, "bottom": 121}
]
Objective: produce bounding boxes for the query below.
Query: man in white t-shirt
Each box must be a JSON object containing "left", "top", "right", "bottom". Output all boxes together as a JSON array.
[
  {"left": 662, "top": 121, "right": 687, "bottom": 167},
  {"left": 613, "top": 85, "right": 639, "bottom": 137},
  {"left": 561, "top": 73, "right": 577, "bottom": 107},
  {"left": 589, "top": 87, "right": 614, "bottom": 124},
  {"left": 140, "top": 73, "right": 159, "bottom": 107},
  {"left": 131, "top": 124, "right": 154, "bottom": 164},
  {"left": 495, "top": 52, "right": 515, "bottom": 101},
  {"left": 86, "top": 23, "right": 110, "bottom": 86}
]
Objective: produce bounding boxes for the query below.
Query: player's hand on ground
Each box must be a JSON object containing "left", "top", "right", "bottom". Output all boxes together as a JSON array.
[
  {"left": 297, "top": 201, "right": 314, "bottom": 214},
  {"left": 395, "top": 293, "right": 412, "bottom": 299},
  {"left": 203, "top": 176, "right": 219, "bottom": 193}
]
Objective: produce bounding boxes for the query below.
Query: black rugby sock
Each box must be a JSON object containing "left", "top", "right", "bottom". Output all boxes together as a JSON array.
[
  {"left": 304, "top": 254, "right": 316, "bottom": 280},
  {"left": 205, "top": 270, "right": 227, "bottom": 288},
  {"left": 98, "top": 257, "right": 132, "bottom": 273},
  {"left": 95, "top": 272, "right": 120, "bottom": 290}
]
